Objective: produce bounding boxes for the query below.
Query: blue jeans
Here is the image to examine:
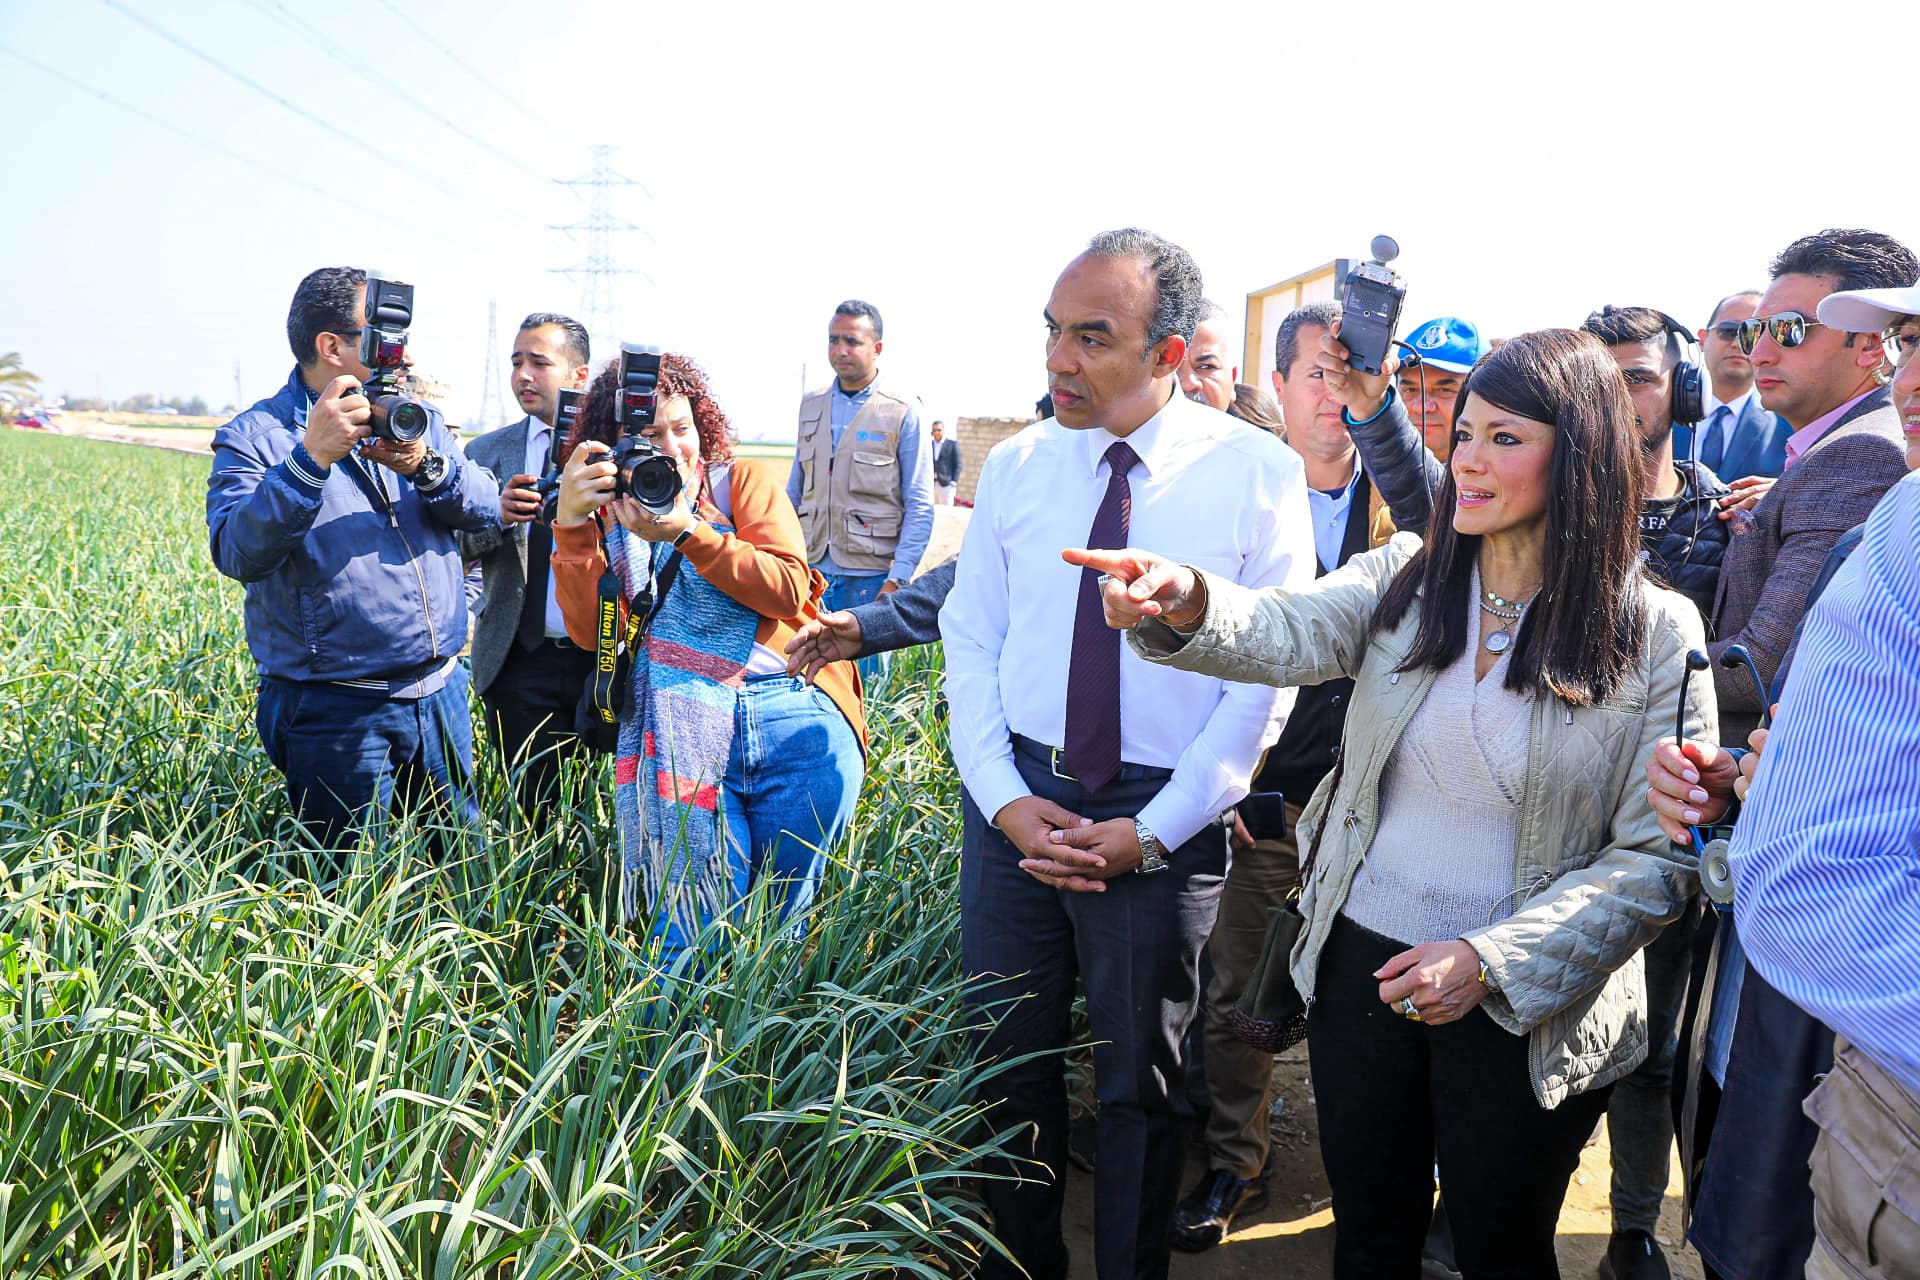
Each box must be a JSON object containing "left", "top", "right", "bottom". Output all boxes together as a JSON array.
[
  {"left": 650, "top": 673, "right": 864, "bottom": 961},
  {"left": 823, "top": 571, "right": 890, "bottom": 688},
  {"left": 255, "top": 664, "right": 479, "bottom": 865}
]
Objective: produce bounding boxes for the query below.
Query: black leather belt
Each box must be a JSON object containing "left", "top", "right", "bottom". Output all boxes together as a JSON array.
[{"left": 1010, "top": 733, "right": 1175, "bottom": 784}]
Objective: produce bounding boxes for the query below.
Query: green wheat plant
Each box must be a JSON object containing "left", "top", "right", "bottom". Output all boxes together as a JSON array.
[{"left": 0, "top": 432, "right": 1014, "bottom": 1279}]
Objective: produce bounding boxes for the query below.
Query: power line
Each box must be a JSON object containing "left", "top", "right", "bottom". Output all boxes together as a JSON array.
[
  {"left": 371, "top": 0, "right": 561, "bottom": 141},
  {"left": 549, "top": 146, "right": 654, "bottom": 343},
  {"left": 237, "top": 0, "right": 567, "bottom": 192},
  {"left": 96, "top": 0, "right": 529, "bottom": 230},
  {"left": 0, "top": 44, "right": 491, "bottom": 254}
]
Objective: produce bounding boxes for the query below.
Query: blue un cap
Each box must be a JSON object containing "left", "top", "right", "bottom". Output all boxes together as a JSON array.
[{"left": 1403, "top": 317, "right": 1490, "bottom": 374}]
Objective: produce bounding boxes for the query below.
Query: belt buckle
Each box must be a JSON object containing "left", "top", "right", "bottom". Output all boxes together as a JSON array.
[{"left": 1049, "top": 747, "right": 1077, "bottom": 782}]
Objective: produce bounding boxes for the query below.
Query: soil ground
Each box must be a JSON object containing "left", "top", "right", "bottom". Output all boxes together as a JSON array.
[{"left": 1062, "top": 1050, "right": 1704, "bottom": 1279}]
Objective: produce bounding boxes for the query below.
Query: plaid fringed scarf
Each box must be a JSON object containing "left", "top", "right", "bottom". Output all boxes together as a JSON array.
[{"left": 605, "top": 517, "right": 757, "bottom": 937}]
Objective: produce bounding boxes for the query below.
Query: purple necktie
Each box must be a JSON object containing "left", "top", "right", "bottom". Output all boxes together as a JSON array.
[{"left": 1063, "top": 440, "right": 1138, "bottom": 792}]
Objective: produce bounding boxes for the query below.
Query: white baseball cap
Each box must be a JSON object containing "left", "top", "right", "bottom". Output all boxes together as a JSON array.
[{"left": 1816, "top": 284, "right": 1920, "bottom": 332}]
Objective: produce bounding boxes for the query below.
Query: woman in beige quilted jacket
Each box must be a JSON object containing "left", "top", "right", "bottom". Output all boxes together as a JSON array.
[{"left": 1064, "top": 329, "right": 1716, "bottom": 1279}]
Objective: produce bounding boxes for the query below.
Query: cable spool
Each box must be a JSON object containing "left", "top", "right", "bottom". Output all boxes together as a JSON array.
[{"left": 1700, "top": 836, "right": 1737, "bottom": 906}]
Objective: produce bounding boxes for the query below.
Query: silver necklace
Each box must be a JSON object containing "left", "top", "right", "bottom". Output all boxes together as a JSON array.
[{"left": 1478, "top": 586, "right": 1538, "bottom": 654}]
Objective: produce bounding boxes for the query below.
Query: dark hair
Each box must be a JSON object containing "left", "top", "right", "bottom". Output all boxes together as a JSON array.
[
  {"left": 1770, "top": 229, "right": 1919, "bottom": 294},
  {"left": 518, "top": 312, "right": 590, "bottom": 367},
  {"left": 1705, "top": 289, "right": 1761, "bottom": 327},
  {"left": 1227, "top": 382, "right": 1285, "bottom": 436},
  {"left": 287, "top": 266, "right": 366, "bottom": 366},
  {"left": 1036, "top": 393, "right": 1054, "bottom": 420},
  {"left": 568, "top": 352, "right": 736, "bottom": 480},
  {"left": 833, "top": 299, "right": 884, "bottom": 340},
  {"left": 1197, "top": 298, "right": 1228, "bottom": 325},
  {"left": 1084, "top": 227, "right": 1204, "bottom": 353},
  {"left": 1582, "top": 304, "right": 1685, "bottom": 367},
  {"left": 1373, "top": 329, "right": 1648, "bottom": 707},
  {"left": 1274, "top": 300, "right": 1342, "bottom": 380}
]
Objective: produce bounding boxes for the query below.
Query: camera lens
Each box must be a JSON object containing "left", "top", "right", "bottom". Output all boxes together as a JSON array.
[
  {"left": 632, "top": 456, "right": 682, "bottom": 512},
  {"left": 387, "top": 399, "right": 429, "bottom": 442}
]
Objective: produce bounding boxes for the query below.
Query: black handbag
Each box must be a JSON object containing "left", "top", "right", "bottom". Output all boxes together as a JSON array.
[
  {"left": 1225, "top": 752, "right": 1345, "bottom": 1052},
  {"left": 1227, "top": 901, "right": 1310, "bottom": 1052}
]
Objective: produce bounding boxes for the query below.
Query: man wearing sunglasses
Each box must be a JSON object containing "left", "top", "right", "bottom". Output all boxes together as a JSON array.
[
  {"left": 1707, "top": 228, "right": 1915, "bottom": 750},
  {"left": 1670, "top": 231, "right": 1916, "bottom": 1280},
  {"left": 1684, "top": 291, "right": 1793, "bottom": 482}
]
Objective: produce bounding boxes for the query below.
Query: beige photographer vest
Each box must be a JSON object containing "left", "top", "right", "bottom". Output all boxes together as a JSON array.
[{"left": 793, "top": 378, "right": 914, "bottom": 574}]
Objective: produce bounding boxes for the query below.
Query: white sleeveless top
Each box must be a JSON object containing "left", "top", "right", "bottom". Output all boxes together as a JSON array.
[{"left": 703, "top": 462, "right": 791, "bottom": 678}]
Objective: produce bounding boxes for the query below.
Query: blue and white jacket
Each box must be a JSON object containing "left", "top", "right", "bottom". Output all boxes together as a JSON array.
[{"left": 207, "top": 367, "right": 500, "bottom": 686}]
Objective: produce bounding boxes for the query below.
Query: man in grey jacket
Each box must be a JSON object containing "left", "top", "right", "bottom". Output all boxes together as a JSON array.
[
  {"left": 1707, "top": 229, "right": 1916, "bottom": 747},
  {"left": 458, "top": 313, "right": 593, "bottom": 827},
  {"left": 784, "top": 560, "right": 956, "bottom": 679}
]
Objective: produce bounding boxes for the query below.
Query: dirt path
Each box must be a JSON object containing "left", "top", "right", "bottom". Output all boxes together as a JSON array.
[{"left": 1063, "top": 1052, "right": 1703, "bottom": 1278}]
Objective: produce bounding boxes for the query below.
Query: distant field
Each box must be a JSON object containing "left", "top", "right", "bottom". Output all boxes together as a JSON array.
[{"left": 732, "top": 439, "right": 795, "bottom": 466}]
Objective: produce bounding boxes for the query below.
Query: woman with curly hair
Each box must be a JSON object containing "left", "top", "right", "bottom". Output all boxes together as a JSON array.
[{"left": 549, "top": 353, "right": 865, "bottom": 960}]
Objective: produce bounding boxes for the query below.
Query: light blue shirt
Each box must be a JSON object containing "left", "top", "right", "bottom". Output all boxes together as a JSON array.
[
  {"left": 1304, "top": 465, "right": 1361, "bottom": 572},
  {"left": 1729, "top": 471, "right": 1920, "bottom": 1095},
  {"left": 786, "top": 377, "right": 936, "bottom": 583}
]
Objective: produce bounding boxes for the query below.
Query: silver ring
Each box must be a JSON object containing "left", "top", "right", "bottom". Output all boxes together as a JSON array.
[{"left": 1399, "top": 996, "right": 1422, "bottom": 1021}]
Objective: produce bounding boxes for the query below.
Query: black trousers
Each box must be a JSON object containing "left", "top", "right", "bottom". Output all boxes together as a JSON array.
[
  {"left": 960, "top": 753, "right": 1226, "bottom": 1280},
  {"left": 1308, "top": 915, "right": 1613, "bottom": 1280},
  {"left": 479, "top": 639, "right": 595, "bottom": 829}
]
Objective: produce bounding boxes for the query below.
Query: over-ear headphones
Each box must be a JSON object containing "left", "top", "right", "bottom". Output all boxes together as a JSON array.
[
  {"left": 1653, "top": 310, "right": 1706, "bottom": 427},
  {"left": 1588, "top": 305, "right": 1706, "bottom": 427}
]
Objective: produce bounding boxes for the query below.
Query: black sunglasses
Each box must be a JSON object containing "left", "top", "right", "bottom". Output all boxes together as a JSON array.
[
  {"left": 1736, "top": 311, "right": 1827, "bottom": 355},
  {"left": 1705, "top": 321, "right": 1743, "bottom": 342}
]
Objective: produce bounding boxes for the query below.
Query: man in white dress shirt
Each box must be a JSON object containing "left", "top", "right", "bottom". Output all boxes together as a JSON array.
[
  {"left": 459, "top": 314, "right": 593, "bottom": 827},
  {"left": 940, "top": 228, "right": 1315, "bottom": 1280}
]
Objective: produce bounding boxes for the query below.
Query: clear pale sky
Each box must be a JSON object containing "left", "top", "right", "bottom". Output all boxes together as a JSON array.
[{"left": 0, "top": 0, "right": 1911, "bottom": 441}]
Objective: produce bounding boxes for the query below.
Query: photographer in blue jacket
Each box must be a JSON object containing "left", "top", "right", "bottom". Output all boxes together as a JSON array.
[{"left": 207, "top": 266, "right": 500, "bottom": 861}]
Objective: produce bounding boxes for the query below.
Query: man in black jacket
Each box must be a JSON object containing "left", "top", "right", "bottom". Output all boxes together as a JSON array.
[
  {"left": 1581, "top": 306, "right": 1734, "bottom": 620},
  {"left": 1577, "top": 305, "right": 1732, "bottom": 1280}
]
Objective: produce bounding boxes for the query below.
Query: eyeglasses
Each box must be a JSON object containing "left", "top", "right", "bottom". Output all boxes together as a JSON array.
[
  {"left": 1888, "top": 329, "right": 1918, "bottom": 365},
  {"left": 1705, "top": 321, "right": 1743, "bottom": 343},
  {"left": 1736, "top": 311, "right": 1827, "bottom": 355}
]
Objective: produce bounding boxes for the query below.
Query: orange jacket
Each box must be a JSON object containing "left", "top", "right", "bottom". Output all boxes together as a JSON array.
[{"left": 550, "top": 457, "right": 866, "bottom": 753}]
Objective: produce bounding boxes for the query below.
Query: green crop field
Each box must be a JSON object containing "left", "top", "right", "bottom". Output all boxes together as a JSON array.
[{"left": 0, "top": 431, "right": 1004, "bottom": 1278}]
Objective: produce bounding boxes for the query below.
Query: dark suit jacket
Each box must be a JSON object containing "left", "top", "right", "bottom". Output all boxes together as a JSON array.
[
  {"left": 932, "top": 438, "right": 962, "bottom": 487},
  {"left": 853, "top": 558, "right": 956, "bottom": 656},
  {"left": 1673, "top": 392, "right": 1794, "bottom": 480},
  {"left": 1708, "top": 388, "right": 1905, "bottom": 743},
  {"left": 456, "top": 417, "right": 538, "bottom": 696}
]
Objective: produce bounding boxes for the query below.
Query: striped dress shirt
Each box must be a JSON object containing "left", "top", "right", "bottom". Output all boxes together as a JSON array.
[{"left": 1730, "top": 470, "right": 1920, "bottom": 1095}]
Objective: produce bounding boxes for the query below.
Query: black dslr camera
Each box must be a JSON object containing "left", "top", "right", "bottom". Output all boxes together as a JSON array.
[
  {"left": 535, "top": 388, "right": 585, "bottom": 524},
  {"left": 610, "top": 344, "right": 682, "bottom": 516},
  {"left": 1338, "top": 235, "right": 1408, "bottom": 376},
  {"left": 358, "top": 274, "right": 430, "bottom": 443}
]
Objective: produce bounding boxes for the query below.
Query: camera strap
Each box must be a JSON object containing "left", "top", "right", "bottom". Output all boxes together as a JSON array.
[{"left": 585, "top": 532, "right": 687, "bottom": 731}]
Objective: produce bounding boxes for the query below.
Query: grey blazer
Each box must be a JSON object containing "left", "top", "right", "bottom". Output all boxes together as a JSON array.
[
  {"left": 457, "top": 417, "right": 538, "bottom": 696},
  {"left": 1709, "top": 388, "right": 1905, "bottom": 743}
]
